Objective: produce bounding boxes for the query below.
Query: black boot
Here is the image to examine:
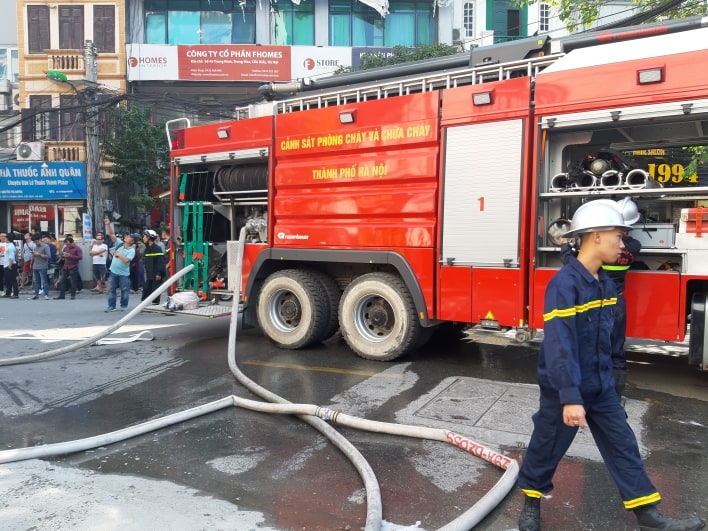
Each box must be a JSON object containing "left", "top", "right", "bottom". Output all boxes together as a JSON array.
[
  {"left": 519, "top": 495, "right": 541, "bottom": 531},
  {"left": 634, "top": 504, "right": 705, "bottom": 531}
]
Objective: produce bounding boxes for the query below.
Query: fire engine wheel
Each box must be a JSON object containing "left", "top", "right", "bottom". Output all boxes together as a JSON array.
[
  {"left": 257, "top": 269, "right": 330, "bottom": 350},
  {"left": 338, "top": 272, "right": 421, "bottom": 361},
  {"left": 309, "top": 270, "right": 341, "bottom": 342}
]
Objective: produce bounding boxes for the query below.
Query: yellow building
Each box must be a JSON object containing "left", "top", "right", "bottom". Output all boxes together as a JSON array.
[{"left": 12, "top": 0, "right": 126, "bottom": 236}]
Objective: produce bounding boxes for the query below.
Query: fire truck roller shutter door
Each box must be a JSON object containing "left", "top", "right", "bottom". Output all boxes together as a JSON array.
[
  {"left": 256, "top": 269, "right": 336, "bottom": 349},
  {"left": 441, "top": 120, "right": 524, "bottom": 265},
  {"left": 338, "top": 272, "right": 423, "bottom": 361}
]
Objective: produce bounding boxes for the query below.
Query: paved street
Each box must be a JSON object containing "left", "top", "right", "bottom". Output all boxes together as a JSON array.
[{"left": 0, "top": 290, "right": 706, "bottom": 530}]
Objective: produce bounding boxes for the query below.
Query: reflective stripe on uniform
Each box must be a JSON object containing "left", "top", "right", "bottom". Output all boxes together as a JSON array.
[
  {"left": 521, "top": 488, "right": 544, "bottom": 499},
  {"left": 623, "top": 492, "right": 661, "bottom": 510},
  {"left": 543, "top": 298, "right": 617, "bottom": 322},
  {"left": 602, "top": 264, "right": 631, "bottom": 271}
]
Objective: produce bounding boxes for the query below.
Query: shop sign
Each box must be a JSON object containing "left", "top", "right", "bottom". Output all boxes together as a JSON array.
[
  {"left": 127, "top": 44, "right": 291, "bottom": 82},
  {"left": 0, "top": 162, "right": 87, "bottom": 200},
  {"left": 11, "top": 204, "right": 55, "bottom": 226}
]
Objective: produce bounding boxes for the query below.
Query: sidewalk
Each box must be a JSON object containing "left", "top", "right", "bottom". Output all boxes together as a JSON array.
[{"left": 0, "top": 285, "right": 191, "bottom": 362}]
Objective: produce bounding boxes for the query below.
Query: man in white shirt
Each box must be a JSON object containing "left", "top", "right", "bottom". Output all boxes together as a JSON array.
[
  {"left": 89, "top": 232, "right": 109, "bottom": 293},
  {"left": 0, "top": 232, "right": 19, "bottom": 298}
]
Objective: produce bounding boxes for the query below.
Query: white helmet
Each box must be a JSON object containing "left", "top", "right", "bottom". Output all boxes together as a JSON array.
[
  {"left": 562, "top": 200, "right": 633, "bottom": 238},
  {"left": 616, "top": 197, "right": 640, "bottom": 225}
]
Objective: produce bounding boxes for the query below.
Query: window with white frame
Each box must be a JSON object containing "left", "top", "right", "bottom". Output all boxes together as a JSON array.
[
  {"left": 463, "top": 2, "right": 474, "bottom": 39},
  {"left": 540, "top": 3, "right": 550, "bottom": 32}
]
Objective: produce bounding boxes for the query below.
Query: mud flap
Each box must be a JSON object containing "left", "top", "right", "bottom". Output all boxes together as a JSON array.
[{"left": 688, "top": 292, "right": 707, "bottom": 369}]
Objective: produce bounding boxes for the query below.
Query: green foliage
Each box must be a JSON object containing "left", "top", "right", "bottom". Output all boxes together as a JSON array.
[
  {"left": 336, "top": 43, "right": 460, "bottom": 73},
  {"left": 683, "top": 146, "right": 708, "bottom": 179},
  {"left": 513, "top": 0, "right": 708, "bottom": 32},
  {"left": 129, "top": 192, "right": 163, "bottom": 214},
  {"left": 101, "top": 104, "right": 170, "bottom": 213}
]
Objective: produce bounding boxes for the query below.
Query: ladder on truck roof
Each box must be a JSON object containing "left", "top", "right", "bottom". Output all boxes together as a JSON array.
[{"left": 246, "top": 53, "right": 561, "bottom": 116}]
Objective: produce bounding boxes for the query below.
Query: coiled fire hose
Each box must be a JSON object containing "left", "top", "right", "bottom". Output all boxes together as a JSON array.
[{"left": 0, "top": 230, "right": 519, "bottom": 530}]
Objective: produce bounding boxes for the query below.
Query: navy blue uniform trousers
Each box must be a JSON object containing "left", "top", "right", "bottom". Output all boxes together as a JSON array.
[{"left": 518, "top": 385, "right": 659, "bottom": 508}]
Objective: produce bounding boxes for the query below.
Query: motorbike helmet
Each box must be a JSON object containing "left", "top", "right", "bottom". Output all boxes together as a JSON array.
[
  {"left": 616, "top": 197, "right": 641, "bottom": 225},
  {"left": 562, "top": 199, "right": 633, "bottom": 238}
]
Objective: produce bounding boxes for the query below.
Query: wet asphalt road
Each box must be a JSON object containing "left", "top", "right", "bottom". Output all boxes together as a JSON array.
[{"left": 0, "top": 290, "right": 707, "bottom": 531}]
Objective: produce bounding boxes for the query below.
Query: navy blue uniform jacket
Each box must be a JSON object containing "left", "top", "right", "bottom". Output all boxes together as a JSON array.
[{"left": 538, "top": 255, "right": 617, "bottom": 405}]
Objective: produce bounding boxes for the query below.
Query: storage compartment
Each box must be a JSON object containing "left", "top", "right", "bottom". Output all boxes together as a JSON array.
[{"left": 631, "top": 223, "right": 675, "bottom": 248}]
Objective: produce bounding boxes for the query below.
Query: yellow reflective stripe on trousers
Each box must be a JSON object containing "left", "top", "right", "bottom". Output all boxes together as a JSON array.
[
  {"left": 521, "top": 489, "right": 544, "bottom": 499},
  {"left": 543, "top": 298, "right": 617, "bottom": 322},
  {"left": 623, "top": 492, "right": 661, "bottom": 509},
  {"left": 602, "top": 264, "right": 631, "bottom": 271}
]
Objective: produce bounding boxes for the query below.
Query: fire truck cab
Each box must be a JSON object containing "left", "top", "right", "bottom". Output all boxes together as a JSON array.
[{"left": 165, "top": 21, "right": 708, "bottom": 368}]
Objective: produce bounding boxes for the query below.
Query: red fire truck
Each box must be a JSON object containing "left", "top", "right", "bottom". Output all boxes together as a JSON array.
[{"left": 164, "top": 17, "right": 708, "bottom": 368}]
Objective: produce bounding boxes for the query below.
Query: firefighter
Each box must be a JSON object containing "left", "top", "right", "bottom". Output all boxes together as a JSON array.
[
  {"left": 559, "top": 197, "right": 642, "bottom": 402},
  {"left": 518, "top": 200, "right": 705, "bottom": 531},
  {"left": 141, "top": 230, "right": 166, "bottom": 305}
]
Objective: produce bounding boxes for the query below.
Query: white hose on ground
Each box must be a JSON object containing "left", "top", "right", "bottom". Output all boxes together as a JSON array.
[
  {"left": 0, "top": 265, "right": 195, "bottom": 367},
  {"left": 225, "top": 235, "right": 384, "bottom": 531},
  {"left": 0, "top": 229, "right": 519, "bottom": 530}
]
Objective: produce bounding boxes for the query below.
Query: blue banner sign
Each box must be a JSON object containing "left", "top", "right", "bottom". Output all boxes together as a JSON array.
[{"left": 0, "top": 162, "right": 87, "bottom": 200}]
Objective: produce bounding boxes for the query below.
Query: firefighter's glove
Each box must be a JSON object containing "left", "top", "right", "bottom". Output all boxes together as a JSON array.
[{"left": 613, "top": 368, "right": 628, "bottom": 401}]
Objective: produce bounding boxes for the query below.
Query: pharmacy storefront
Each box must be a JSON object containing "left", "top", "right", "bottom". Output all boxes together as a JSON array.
[{"left": 0, "top": 161, "right": 87, "bottom": 238}]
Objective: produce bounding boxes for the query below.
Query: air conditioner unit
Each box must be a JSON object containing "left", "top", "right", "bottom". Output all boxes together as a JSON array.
[{"left": 17, "top": 141, "right": 45, "bottom": 161}]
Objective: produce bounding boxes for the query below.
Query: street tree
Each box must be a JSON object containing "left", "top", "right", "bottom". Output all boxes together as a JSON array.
[
  {"left": 101, "top": 104, "right": 170, "bottom": 227},
  {"left": 514, "top": 0, "right": 708, "bottom": 32},
  {"left": 336, "top": 43, "right": 460, "bottom": 73}
]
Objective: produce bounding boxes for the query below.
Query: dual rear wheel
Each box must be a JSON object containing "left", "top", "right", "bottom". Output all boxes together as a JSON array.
[{"left": 256, "top": 270, "right": 424, "bottom": 360}]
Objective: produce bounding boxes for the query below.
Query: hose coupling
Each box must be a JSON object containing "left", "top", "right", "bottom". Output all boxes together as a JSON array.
[{"left": 315, "top": 407, "right": 340, "bottom": 424}]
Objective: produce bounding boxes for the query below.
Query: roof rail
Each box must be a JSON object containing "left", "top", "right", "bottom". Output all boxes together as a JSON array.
[{"left": 241, "top": 54, "right": 559, "bottom": 117}]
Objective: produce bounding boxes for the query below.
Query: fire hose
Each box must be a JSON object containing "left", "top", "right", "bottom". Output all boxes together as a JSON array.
[{"left": 0, "top": 231, "right": 519, "bottom": 530}]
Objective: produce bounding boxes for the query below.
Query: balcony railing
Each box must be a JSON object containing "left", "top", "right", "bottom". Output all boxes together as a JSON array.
[
  {"left": 494, "top": 34, "right": 524, "bottom": 44},
  {"left": 49, "top": 145, "right": 84, "bottom": 162},
  {"left": 47, "top": 52, "right": 85, "bottom": 73}
]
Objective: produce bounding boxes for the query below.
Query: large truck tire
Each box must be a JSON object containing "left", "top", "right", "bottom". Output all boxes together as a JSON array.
[
  {"left": 257, "top": 269, "right": 330, "bottom": 349},
  {"left": 338, "top": 272, "right": 422, "bottom": 361},
  {"left": 309, "top": 270, "right": 341, "bottom": 342}
]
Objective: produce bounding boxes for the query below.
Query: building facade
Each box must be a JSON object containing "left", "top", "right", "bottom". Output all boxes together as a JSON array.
[
  {"left": 8, "top": 0, "right": 637, "bottom": 237},
  {"left": 11, "top": 0, "right": 126, "bottom": 237}
]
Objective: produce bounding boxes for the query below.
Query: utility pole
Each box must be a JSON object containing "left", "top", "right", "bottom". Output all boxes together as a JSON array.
[{"left": 83, "top": 40, "right": 102, "bottom": 232}]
